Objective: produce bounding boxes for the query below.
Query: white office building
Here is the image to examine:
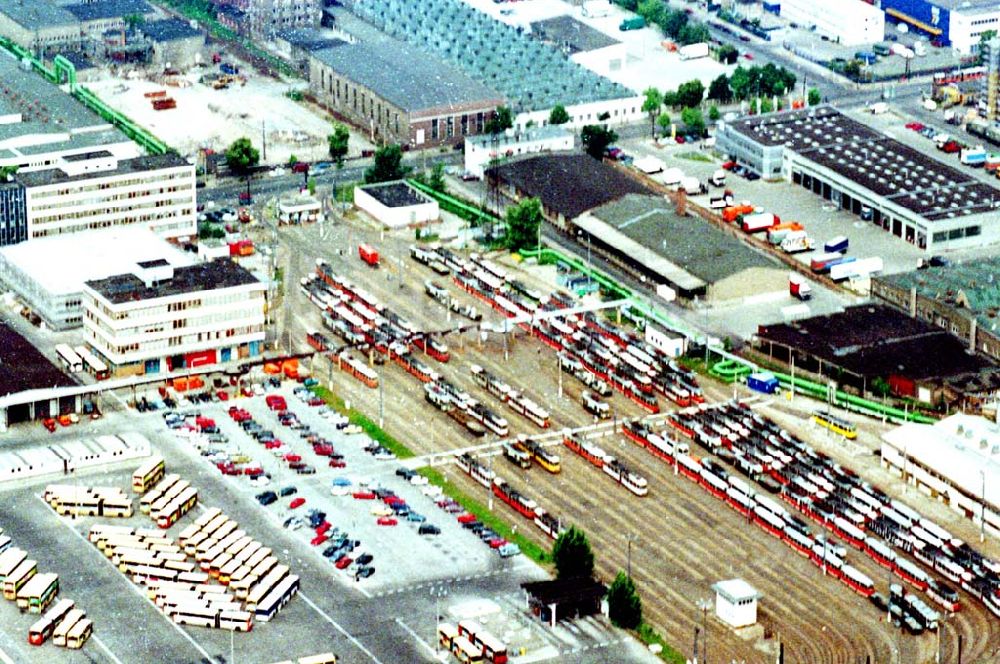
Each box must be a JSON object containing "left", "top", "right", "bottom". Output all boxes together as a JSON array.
[
  {"left": 465, "top": 126, "right": 574, "bottom": 179},
  {"left": 82, "top": 259, "right": 267, "bottom": 377},
  {"left": 780, "top": 0, "right": 885, "bottom": 46}
]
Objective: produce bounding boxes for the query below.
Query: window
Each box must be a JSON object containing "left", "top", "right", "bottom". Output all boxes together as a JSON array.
[
  {"left": 446, "top": 117, "right": 454, "bottom": 138},
  {"left": 461, "top": 114, "right": 468, "bottom": 136},
  {"left": 431, "top": 119, "right": 439, "bottom": 140},
  {"left": 967, "top": 225, "right": 981, "bottom": 237}
]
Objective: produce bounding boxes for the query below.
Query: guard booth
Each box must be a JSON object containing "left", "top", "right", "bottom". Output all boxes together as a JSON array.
[
  {"left": 711, "top": 579, "right": 761, "bottom": 628},
  {"left": 522, "top": 578, "right": 607, "bottom": 628}
]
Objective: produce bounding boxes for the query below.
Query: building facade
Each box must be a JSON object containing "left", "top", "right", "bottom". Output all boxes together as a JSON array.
[
  {"left": 779, "top": 0, "right": 884, "bottom": 46},
  {"left": 82, "top": 259, "right": 267, "bottom": 376},
  {"left": 0, "top": 182, "right": 27, "bottom": 247},
  {"left": 0, "top": 4, "right": 82, "bottom": 53},
  {"left": 246, "top": 0, "right": 322, "bottom": 37},
  {"left": 982, "top": 37, "right": 1000, "bottom": 122},
  {"left": 882, "top": 0, "right": 1000, "bottom": 54}
]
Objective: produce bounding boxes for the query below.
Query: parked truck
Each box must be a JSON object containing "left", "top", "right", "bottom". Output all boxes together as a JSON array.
[
  {"left": 766, "top": 222, "right": 805, "bottom": 245},
  {"left": 740, "top": 212, "right": 780, "bottom": 233},
  {"left": 680, "top": 176, "right": 706, "bottom": 195},
  {"left": 829, "top": 256, "right": 883, "bottom": 281},
  {"left": 358, "top": 243, "right": 380, "bottom": 267},
  {"left": 722, "top": 203, "right": 755, "bottom": 223},
  {"left": 619, "top": 16, "right": 646, "bottom": 31},
  {"left": 823, "top": 236, "right": 849, "bottom": 254},
  {"left": 709, "top": 169, "right": 726, "bottom": 187},
  {"left": 789, "top": 273, "right": 812, "bottom": 300},
  {"left": 747, "top": 372, "right": 780, "bottom": 394},
  {"left": 811, "top": 254, "right": 855, "bottom": 274},
  {"left": 679, "top": 42, "right": 710, "bottom": 61},
  {"left": 661, "top": 167, "right": 684, "bottom": 187},
  {"left": 781, "top": 230, "right": 815, "bottom": 254},
  {"left": 709, "top": 190, "right": 734, "bottom": 209},
  {"left": 960, "top": 147, "right": 988, "bottom": 167}
]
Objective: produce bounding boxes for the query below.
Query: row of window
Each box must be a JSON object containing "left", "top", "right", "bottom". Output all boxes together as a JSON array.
[
  {"left": 32, "top": 171, "right": 191, "bottom": 200},
  {"left": 32, "top": 186, "right": 192, "bottom": 213},
  {"left": 931, "top": 225, "right": 981, "bottom": 243}
]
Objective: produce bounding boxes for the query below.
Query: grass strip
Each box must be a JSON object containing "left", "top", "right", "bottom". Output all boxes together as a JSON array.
[
  {"left": 309, "top": 385, "right": 414, "bottom": 459},
  {"left": 636, "top": 622, "right": 687, "bottom": 663}
]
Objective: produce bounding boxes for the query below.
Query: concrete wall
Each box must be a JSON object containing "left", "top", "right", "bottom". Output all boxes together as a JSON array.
[
  {"left": 513, "top": 95, "right": 645, "bottom": 134},
  {"left": 354, "top": 185, "right": 439, "bottom": 229}
]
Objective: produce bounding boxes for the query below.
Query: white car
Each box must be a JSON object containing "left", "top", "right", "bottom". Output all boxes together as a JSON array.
[
  {"left": 409, "top": 475, "right": 429, "bottom": 486},
  {"left": 370, "top": 504, "right": 393, "bottom": 517},
  {"left": 421, "top": 485, "right": 444, "bottom": 498},
  {"left": 249, "top": 475, "right": 271, "bottom": 488},
  {"left": 330, "top": 485, "right": 351, "bottom": 497}
]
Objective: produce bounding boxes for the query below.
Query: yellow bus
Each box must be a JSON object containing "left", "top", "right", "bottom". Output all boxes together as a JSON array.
[
  {"left": 28, "top": 598, "right": 74, "bottom": 645},
  {"left": 298, "top": 654, "right": 337, "bottom": 664},
  {"left": 812, "top": 411, "right": 858, "bottom": 439},
  {"left": 451, "top": 636, "right": 484, "bottom": 664},
  {"left": 140, "top": 474, "right": 181, "bottom": 514},
  {"left": 16, "top": 572, "right": 58, "bottom": 614},
  {"left": 246, "top": 564, "right": 289, "bottom": 611},
  {"left": 155, "top": 487, "right": 199, "bottom": 529},
  {"left": 52, "top": 608, "right": 85, "bottom": 647},
  {"left": 65, "top": 617, "right": 93, "bottom": 649},
  {"left": 0, "top": 548, "right": 27, "bottom": 581},
  {"left": 3, "top": 559, "right": 37, "bottom": 600},
  {"left": 132, "top": 456, "right": 166, "bottom": 494},
  {"left": 254, "top": 574, "right": 299, "bottom": 623}
]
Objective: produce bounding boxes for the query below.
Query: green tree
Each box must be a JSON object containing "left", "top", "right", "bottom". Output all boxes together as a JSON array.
[
  {"left": 428, "top": 162, "right": 447, "bottom": 193},
  {"left": 676, "top": 79, "right": 705, "bottom": 109},
  {"left": 580, "top": 125, "right": 618, "bottom": 160},
  {"left": 552, "top": 526, "right": 594, "bottom": 580},
  {"left": 504, "top": 197, "right": 543, "bottom": 252},
  {"left": 637, "top": 0, "right": 666, "bottom": 26},
  {"left": 485, "top": 106, "right": 514, "bottom": 134},
  {"left": 678, "top": 23, "right": 710, "bottom": 46},
  {"left": 224, "top": 137, "right": 259, "bottom": 176},
  {"left": 708, "top": 104, "right": 721, "bottom": 122},
  {"left": 717, "top": 44, "right": 738, "bottom": 65},
  {"left": 287, "top": 153, "right": 299, "bottom": 166},
  {"left": 328, "top": 122, "right": 350, "bottom": 164},
  {"left": 607, "top": 571, "right": 643, "bottom": 629},
  {"left": 641, "top": 87, "right": 663, "bottom": 138},
  {"left": 548, "top": 104, "right": 570, "bottom": 125},
  {"left": 0, "top": 165, "right": 18, "bottom": 181},
  {"left": 124, "top": 13, "right": 145, "bottom": 32},
  {"left": 363, "top": 144, "right": 410, "bottom": 183},
  {"left": 872, "top": 377, "right": 892, "bottom": 398},
  {"left": 662, "top": 90, "right": 679, "bottom": 108},
  {"left": 731, "top": 66, "right": 752, "bottom": 100},
  {"left": 759, "top": 96, "right": 774, "bottom": 114},
  {"left": 656, "top": 112, "right": 671, "bottom": 136},
  {"left": 844, "top": 59, "right": 862, "bottom": 80},
  {"left": 708, "top": 73, "right": 732, "bottom": 103},
  {"left": 681, "top": 107, "right": 705, "bottom": 136},
  {"left": 662, "top": 9, "right": 688, "bottom": 39},
  {"left": 614, "top": 0, "right": 639, "bottom": 9},
  {"left": 307, "top": 177, "right": 316, "bottom": 195},
  {"left": 807, "top": 87, "right": 822, "bottom": 107}
]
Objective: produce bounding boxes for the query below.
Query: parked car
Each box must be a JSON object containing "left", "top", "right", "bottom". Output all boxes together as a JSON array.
[
  {"left": 289, "top": 497, "right": 306, "bottom": 509},
  {"left": 279, "top": 486, "right": 298, "bottom": 497},
  {"left": 256, "top": 491, "right": 277, "bottom": 506},
  {"left": 418, "top": 523, "right": 441, "bottom": 535},
  {"left": 335, "top": 555, "right": 353, "bottom": 569},
  {"left": 355, "top": 566, "right": 375, "bottom": 579},
  {"left": 498, "top": 542, "right": 521, "bottom": 558}
]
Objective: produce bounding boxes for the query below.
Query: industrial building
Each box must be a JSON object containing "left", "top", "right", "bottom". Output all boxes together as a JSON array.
[
  {"left": 882, "top": 414, "right": 1000, "bottom": 538},
  {"left": 578, "top": 194, "right": 788, "bottom": 303},
  {"left": 753, "top": 305, "right": 993, "bottom": 402},
  {"left": 529, "top": 15, "right": 626, "bottom": 79},
  {"left": 309, "top": 41, "right": 504, "bottom": 148},
  {"left": 246, "top": 0, "right": 322, "bottom": 37},
  {"left": 82, "top": 259, "right": 267, "bottom": 376},
  {"left": 464, "top": 126, "right": 574, "bottom": 179},
  {"left": 873, "top": 256, "right": 1000, "bottom": 363},
  {"left": 522, "top": 578, "right": 607, "bottom": 626},
  {"left": 0, "top": 322, "right": 77, "bottom": 423},
  {"left": 3, "top": 151, "right": 196, "bottom": 245},
  {"left": 981, "top": 37, "right": 1000, "bottom": 122},
  {"left": 881, "top": 0, "right": 1000, "bottom": 54},
  {"left": 353, "top": 181, "right": 439, "bottom": 229},
  {"left": 142, "top": 18, "right": 206, "bottom": 70},
  {"left": 66, "top": 0, "right": 157, "bottom": 38},
  {"left": 0, "top": 226, "right": 195, "bottom": 330},
  {"left": 0, "top": 52, "right": 140, "bottom": 173},
  {"left": 716, "top": 106, "right": 1000, "bottom": 252},
  {"left": 274, "top": 27, "right": 343, "bottom": 72},
  {"left": 778, "top": 0, "right": 884, "bottom": 46},
  {"left": 0, "top": 2, "right": 82, "bottom": 53},
  {"left": 345, "top": 0, "right": 642, "bottom": 131}
]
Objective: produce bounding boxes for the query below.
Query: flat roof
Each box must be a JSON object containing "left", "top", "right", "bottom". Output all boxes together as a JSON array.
[
  {"left": 312, "top": 42, "right": 503, "bottom": 114},
  {"left": 277, "top": 27, "right": 344, "bottom": 51},
  {"left": 883, "top": 414, "right": 1000, "bottom": 509},
  {"left": 531, "top": 15, "right": 620, "bottom": 54},
  {"left": 591, "top": 194, "right": 780, "bottom": 286},
  {"left": 65, "top": 0, "right": 153, "bottom": 22},
  {"left": 488, "top": 154, "right": 654, "bottom": 220},
  {"left": 0, "top": 322, "right": 76, "bottom": 396},
  {"left": 521, "top": 578, "right": 607, "bottom": 604},
  {"left": 913, "top": 0, "right": 998, "bottom": 12},
  {"left": 724, "top": 106, "right": 1000, "bottom": 222},
  {"left": 17, "top": 152, "right": 188, "bottom": 187},
  {"left": 86, "top": 259, "right": 261, "bottom": 304},
  {"left": 0, "top": 226, "right": 195, "bottom": 296},
  {"left": 712, "top": 579, "right": 761, "bottom": 603},
  {"left": 358, "top": 181, "right": 430, "bottom": 208},
  {"left": 0, "top": 52, "right": 111, "bottom": 132},
  {"left": 876, "top": 256, "right": 1000, "bottom": 337},
  {"left": 142, "top": 18, "right": 202, "bottom": 43},
  {"left": 0, "top": 1, "right": 79, "bottom": 30},
  {"left": 757, "top": 304, "right": 994, "bottom": 380},
  {"left": 467, "top": 125, "right": 571, "bottom": 149}
]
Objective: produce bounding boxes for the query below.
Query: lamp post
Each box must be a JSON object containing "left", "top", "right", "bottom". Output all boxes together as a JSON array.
[
  {"left": 626, "top": 533, "right": 639, "bottom": 579},
  {"left": 981, "top": 468, "right": 987, "bottom": 543}
]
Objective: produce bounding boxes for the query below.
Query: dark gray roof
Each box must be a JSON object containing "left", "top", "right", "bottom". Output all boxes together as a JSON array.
[
  {"left": 86, "top": 259, "right": 260, "bottom": 304},
  {"left": 65, "top": 0, "right": 153, "bottom": 22},
  {"left": 0, "top": 322, "right": 75, "bottom": 395},
  {"left": 311, "top": 42, "right": 502, "bottom": 113},
  {"left": 0, "top": 1, "right": 79, "bottom": 30},
  {"left": 277, "top": 27, "right": 343, "bottom": 52},
  {"left": 531, "top": 15, "right": 619, "bottom": 54},
  {"left": 359, "top": 181, "right": 430, "bottom": 208},
  {"left": 142, "top": 18, "right": 202, "bottom": 43},
  {"left": 17, "top": 152, "right": 188, "bottom": 187}
]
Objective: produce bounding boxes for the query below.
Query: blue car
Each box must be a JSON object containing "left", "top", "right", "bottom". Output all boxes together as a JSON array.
[
  {"left": 406, "top": 512, "right": 426, "bottom": 523},
  {"left": 331, "top": 477, "right": 352, "bottom": 487}
]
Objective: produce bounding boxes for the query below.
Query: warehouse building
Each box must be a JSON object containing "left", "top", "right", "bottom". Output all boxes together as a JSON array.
[
  {"left": 142, "top": 18, "right": 205, "bottom": 70},
  {"left": 872, "top": 256, "right": 1000, "bottom": 363},
  {"left": 881, "top": 0, "right": 1000, "bottom": 54},
  {"left": 0, "top": 3, "right": 82, "bottom": 53},
  {"left": 882, "top": 414, "right": 1000, "bottom": 538},
  {"left": 0, "top": 322, "right": 77, "bottom": 426},
  {"left": 346, "top": 0, "right": 642, "bottom": 131},
  {"left": 578, "top": 194, "right": 788, "bottom": 303},
  {"left": 529, "top": 15, "right": 626, "bottom": 79},
  {"left": 753, "top": 304, "right": 993, "bottom": 401},
  {"left": 716, "top": 106, "right": 1000, "bottom": 252},
  {"left": 82, "top": 259, "right": 267, "bottom": 376},
  {"left": 275, "top": 27, "right": 343, "bottom": 72},
  {"left": 354, "top": 181, "right": 439, "bottom": 229},
  {"left": 778, "top": 0, "right": 884, "bottom": 46},
  {"left": 65, "top": 0, "right": 157, "bottom": 37},
  {"left": 0, "top": 226, "right": 195, "bottom": 330},
  {"left": 309, "top": 41, "right": 504, "bottom": 148}
]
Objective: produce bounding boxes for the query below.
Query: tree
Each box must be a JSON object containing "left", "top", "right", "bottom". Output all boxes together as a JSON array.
[
  {"left": 681, "top": 107, "right": 705, "bottom": 136},
  {"left": 641, "top": 87, "right": 663, "bottom": 138},
  {"left": 428, "top": 162, "right": 447, "bottom": 193},
  {"left": 363, "top": 144, "right": 410, "bottom": 183},
  {"left": 759, "top": 96, "right": 774, "bottom": 114},
  {"left": 872, "top": 377, "right": 892, "bottom": 398},
  {"left": 707, "top": 73, "right": 732, "bottom": 103},
  {"left": 124, "top": 13, "right": 145, "bottom": 32},
  {"left": 580, "top": 125, "right": 618, "bottom": 160},
  {"left": 676, "top": 79, "right": 705, "bottom": 109},
  {"left": 504, "top": 197, "right": 543, "bottom": 252},
  {"left": 224, "top": 137, "right": 259, "bottom": 176},
  {"left": 307, "top": 177, "right": 316, "bottom": 195},
  {"left": 708, "top": 104, "right": 721, "bottom": 122},
  {"left": 717, "top": 44, "right": 738, "bottom": 65},
  {"left": 807, "top": 87, "right": 822, "bottom": 107},
  {"left": 548, "top": 104, "right": 570, "bottom": 126},
  {"left": 662, "top": 90, "right": 679, "bottom": 108},
  {"left": 552, "top": 526, "right": 594, "bottom": 580},
  {"left": 637, "top": 0, "right": 666, "bottom": 26},
  {"left": 844, "top": 59, "right": 862, "bottom": 80},
  {"left": 678, "top": 23, "right": 710, "bottom": 46},
  {"left": 485, "top": 106, "right": 514, "bottom": 134},
  {"left": 0, "top": 165, "right": 18, "bottom": 181},
  {"left": 328, "top": 122, "right": 350, "bottom": 164},
  {"left": 662, "top": 9, "right": 688, "bottom": 39},
  {"left": 607, "top": 571, "right": 643, "bottom": 629},
  {"left": 729, "top": 66, "right": 751, "bottom": 101},
  {"left": 656, "top": 112, "right": 671, "bottom": 136},
  {"left": 287, "top": 153, "right": 299, "bottom": 166}
]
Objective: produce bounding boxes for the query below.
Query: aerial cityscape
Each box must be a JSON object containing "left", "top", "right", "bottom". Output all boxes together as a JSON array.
[{"left": 2, "top": 0, "right": 1000, "bottom": 662}]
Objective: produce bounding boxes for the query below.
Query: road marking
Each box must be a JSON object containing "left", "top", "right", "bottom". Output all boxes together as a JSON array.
[
  {"left": 0, "top": 647, "right": 14, "bottom": 664},
  {"left": 393, "top": 617, "right": 438, "bottom": 657},
  {"left": 35, "top": 494, "right": 213, "bottom": 661},
  {"left": 92, "top": 634, "right": 125, "bottom": 664},
  {"left": 299, "top": 592, "right": 384, "bottom": 664}
]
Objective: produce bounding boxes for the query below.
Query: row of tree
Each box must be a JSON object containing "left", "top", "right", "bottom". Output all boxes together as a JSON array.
[
  {"left": 615, "top": 0, "right": 710, "bottom": 46},
  {"left": 706, "top": 63, "right": 798, "bottom": 104}
]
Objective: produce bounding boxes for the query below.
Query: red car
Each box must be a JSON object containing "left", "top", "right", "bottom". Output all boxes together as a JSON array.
[
  {"left": 307, "top": 397, "right": 324, "bottom": 407},
  {"left": 456, "top": 513, "right": 478, "bottom": 524},
  {"left": 743, "top": 52, "right": 753, "bottom": 60},
  {"left": 311, "top": 534, "right": 329, "bottom": 546},
  {"left": 315, "top": 521, "right": 331, "bottom": 535},
  {"left": 352, "top": 490, "right": 375, "bottom": 500},
  {"left": 283, "top": 453, "right": 302, "bottom": 463},
  {"left": 488, "top": 537, "right": 507, "bottom": 549},
  {"left": 42, "top": 418, "right": 57, "bottom": 432},
  {"left": 266, "top": 395, "right": 287, "bottom": 411},
  {"left": 383, "top": 495, "right": 404, "bottom": 505},
  {"left": 376, "top": 517, "right": 398, "bottom": 526},
  {"left": 906, "top": 122, "right": 925, "bottom": 131},
  {"left": 216, "top": 390, "right": 229, "bottom": 401},
  {"left": 721, "top": 161, "right": 737, "bottom": 171},
  {"left": 329, "top": 459, "right": 347, "bottom": 469},
  {"left": 264, "top": 440, "right": 283, "bottom": 450},
  {"left": 289, "top": 497, "right": 306, "bottom": 509},
  {"left": 675, "top": 136, "right": 686, "bottom": 144},
  {"left": 313, "top": 444, "right": 334, "bottom": 456},
  {"left": 335, "top": 556, "right": 353, "bottom": 569}
]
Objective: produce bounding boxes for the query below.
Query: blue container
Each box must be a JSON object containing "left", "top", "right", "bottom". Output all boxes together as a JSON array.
[
  {"left": 747, "top": 372, "right": 779, "bottom": 394},
  {"left": 824, "top": 236, "right": 849, "bottom": 253}
]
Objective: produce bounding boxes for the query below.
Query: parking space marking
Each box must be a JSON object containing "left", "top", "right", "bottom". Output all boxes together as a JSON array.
[
  {"left": 299, "top": 592, "right": 384, "bottom": 664},
  {"left": 393, "top": 617, "right": 438, "bottom": 658},
  {"left": 36, "top": 494, "right": 213, "bottom": 661},
  {"left": 0, "top": 646, "right": 14, "bottom": 664},
  {"left": 92, "top": 634, "right": 125, "bottom": 664}
]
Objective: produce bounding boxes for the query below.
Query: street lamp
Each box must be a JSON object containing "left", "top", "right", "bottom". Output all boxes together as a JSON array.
[
  {"left": 696, "top": 598, "right": 712, "bottom": 664},
  {"left": 430, "top": 586, "right": 448, "bottom": 655},
  {"left": 626, "top": 533, "right": 639, "bottom": 579},
  {"left": 981, "top": 468, "right": 987, "bottom": 543}
]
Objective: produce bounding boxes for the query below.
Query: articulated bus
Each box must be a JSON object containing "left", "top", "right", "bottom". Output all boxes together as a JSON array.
[
  {"left": 54, "top": 494, "right": 133, "bottom": 518},
  {"left": 54, "top": 344, "right": 83, "bottom": 373},
  {"left": 52, "top": 609, "right": 85, "bottom": 647},
  {"left": 140, "top": 475, "right": 181, "bottom": 514},
  {"left": 245, "top": 565, "right": 289, "bottom": 611},
  {"left": 73, "top": 345, "right": 109, "bottom": 381},
  {"left": 148, "top": 480, "right": 191, "bottom": 517},
  {"left": 457, "top": 620, "right": 508, "bottom": 664},
  {"left": 128, "top": 564, "right": 179, "bottom": 586},
  {"left": 254, "top": 574, "right": 299, "bottom": 623},
  {"left": 16, "top": 573, "right": 58, "bottom": 614},
  {"left": 3, "top": 560, "right": 37, "bottom": 600},
  {"left": 168, "top": 602, "right": 253, "bottom": 631},
  {"left": 155, "top": 487, "right": 199, "bottom": 528},
  {"left": 28, "top": 598, "right": 74, "bottom": 645},
  {"left": 811, "top": 411, "right": 858, "bottom": 440},
  {"left": 0, "top": 548, "right": 27, "bottom": 581},
  {"left": 65, "top": 618, "right": 93, "bottom": 649},
  {"left": 132, "top": 457, "right": 166, "bottom": 494}
]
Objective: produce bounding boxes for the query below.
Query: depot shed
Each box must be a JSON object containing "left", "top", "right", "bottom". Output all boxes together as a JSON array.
[
  {"left": 354, "top": 181, "right": 439, "bottom": 229},
  {"left": 522, "top": 578, "right": 607, "bottom": 627},
  {"left": 712, "top": 579, "right": 761, "bottom": 628}
]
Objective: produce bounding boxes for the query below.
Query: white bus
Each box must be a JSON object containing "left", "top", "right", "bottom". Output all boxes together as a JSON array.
[
  {"left": 254, "top": 574, "right": 299, "bottom": 623},
  {"left": 3, "top": 559, "right": 37, "bottom": 600},
  {"left": 29, "top": 598, "right": 74, "bottom": 645},
  {"left": 245, "top": 564, "right": 289, "bottom": 611},
  {"left": 54, "top": 344, "right": 83, "bottom": 373},
  {"left": 17, "top": 572, "right": 58, "bottom": 614},
  {"left": 52, "top": 609, "right": 85, "bottom": 647},
  {"left": 65, "top": 618, "right": 93, "bottom": 649}
]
